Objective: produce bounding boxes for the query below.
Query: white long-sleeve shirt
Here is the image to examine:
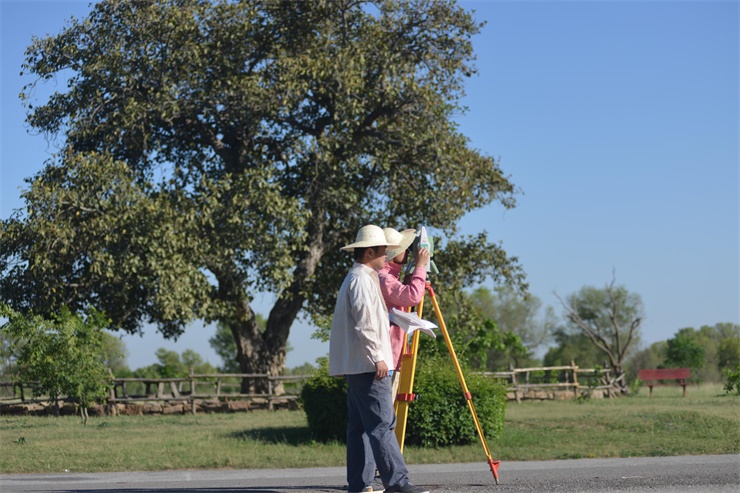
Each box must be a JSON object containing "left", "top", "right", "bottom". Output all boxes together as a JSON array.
[{"left": 329, "top": 263, "right": 394, "bottom": 376}]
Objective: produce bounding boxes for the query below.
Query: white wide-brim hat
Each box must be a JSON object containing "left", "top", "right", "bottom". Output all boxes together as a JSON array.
[
  {"left": 340, "top": 224, "right": 402, "bottom": 252},
  {"left": 384, "top": 228, "right": 417, "bottom": 260}
]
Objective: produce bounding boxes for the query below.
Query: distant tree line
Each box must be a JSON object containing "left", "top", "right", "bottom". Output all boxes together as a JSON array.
[{"left": 625, "top": 323, "right": 739, "bottom": 384}]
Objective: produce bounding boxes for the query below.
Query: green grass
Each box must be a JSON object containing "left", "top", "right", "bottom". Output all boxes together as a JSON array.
[{"left": 1, "top": 384, "right": 737, "bottom": 474}]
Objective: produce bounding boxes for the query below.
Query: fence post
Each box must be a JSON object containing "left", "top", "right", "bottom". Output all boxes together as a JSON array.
[
  {"left": 602, "top": 361, "right": 611, "bottom": 397},
  {"left": 571, "top": 360, "right": 579, "bottom": 399},
  {"left": 267, "top": 376, "right": 274, "bottom": 411},
  {"left": 509, "top": 363, "right": 520, "bottom": 404},
  {"left": 189, "top": 368, "right": 196, "bottom": 415},
  {"left": 107, "top": 369, "right": 116, "bottom": 416}
]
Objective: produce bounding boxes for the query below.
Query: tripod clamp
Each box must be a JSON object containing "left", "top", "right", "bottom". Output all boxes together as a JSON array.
[{"left": 395, "top": 393, "right": 417, "bottom": 402}]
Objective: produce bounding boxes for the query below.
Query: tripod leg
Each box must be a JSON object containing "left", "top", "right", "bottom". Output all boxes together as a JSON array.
[
  {"left": 394, "top": 298, "right": 425, "bottom": 453},
  {"left": 394, "top": 331, "right": 420, "bottom": 453},
  {"left": 427, "top": 285, "right": 501, "bottom": 484}
]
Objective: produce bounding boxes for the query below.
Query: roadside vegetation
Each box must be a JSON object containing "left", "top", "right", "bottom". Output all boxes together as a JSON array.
[{"left": 1, "top": 383, "right": 736, "bottom": 474}]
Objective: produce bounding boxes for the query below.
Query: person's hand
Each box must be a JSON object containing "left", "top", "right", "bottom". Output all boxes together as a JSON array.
[
  {"left": 415, "top": 247, "right": 431, "bottom": 267},
  {"left": 375, "top": 360, "right": 389, "bottom": 380}
]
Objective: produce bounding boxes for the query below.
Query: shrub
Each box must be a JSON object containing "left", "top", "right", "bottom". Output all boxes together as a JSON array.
[
  {"left": 722, "top": 365, "right": 740, "bottom": 395},
  {"left": 300, "top": 357, "right": 347, "bottom": 442},
  {"left": 406, "top": 355, "right": 507, "bottom": 447},
  {"left": 301, "top": 355, "right": 507, "bottom": 447},
  {"left": 0, "top": 304, "right": 111, "bottom": 423},
  {"left": 628, "top": 377, "right": 642, "bottom": 396}
]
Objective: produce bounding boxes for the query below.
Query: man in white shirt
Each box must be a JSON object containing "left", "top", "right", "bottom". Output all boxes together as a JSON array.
[{"left": 329, "top": 225, "right": 430, "bottom": 493}]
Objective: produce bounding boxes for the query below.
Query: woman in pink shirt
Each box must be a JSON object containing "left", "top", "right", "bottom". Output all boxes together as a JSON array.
[{"left": 379, "top": 228, "right": 431, "bottom": 397}]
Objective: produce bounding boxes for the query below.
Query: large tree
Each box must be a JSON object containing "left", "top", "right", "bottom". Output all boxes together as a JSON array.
[
  {"left": 1, "top": 0, "right": 524, "bottom": 391},
  {"left": 556, "top": 278, "right": 644, "bottom": 394}
]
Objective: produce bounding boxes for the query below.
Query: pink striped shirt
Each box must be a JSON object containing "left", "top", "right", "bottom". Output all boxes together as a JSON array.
[{"left": 378, "top": 261, "right": 427, "bottom": 369}]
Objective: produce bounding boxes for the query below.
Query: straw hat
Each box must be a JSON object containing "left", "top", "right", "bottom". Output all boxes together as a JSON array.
[
  {"left": 340, "top": 225, "right": 402, "bottom": 252},
  {"left": 383, "top": 228, "right": 417, "bottom": 260}
]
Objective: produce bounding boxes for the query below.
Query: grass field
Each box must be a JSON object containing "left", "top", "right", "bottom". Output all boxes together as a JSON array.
[{"left": 1, "top": 383, "right": 737, "bottom": 474}]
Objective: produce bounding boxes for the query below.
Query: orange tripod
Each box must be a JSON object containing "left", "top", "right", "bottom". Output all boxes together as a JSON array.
[{"left": 393, "top": 281, "right": 501, "bottom": 484}]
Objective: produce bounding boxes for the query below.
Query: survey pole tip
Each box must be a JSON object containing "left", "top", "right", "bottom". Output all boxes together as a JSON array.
[{"left": 488, "top": 459, "right": 500, "bottom": 484}]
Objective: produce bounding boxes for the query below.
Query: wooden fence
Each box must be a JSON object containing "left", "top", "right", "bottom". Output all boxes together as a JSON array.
[
  {"left": 0, "top": 373, "right": 311, "bottom": 414},
  {"left": 1, "top": 362, "right": 618, "bottom": 414},
  {"left": 478, "top": 362, "right": 615, "bottom": 403},
  {"left": 108, "top": 372, "right": 311, "bottom": 412}
]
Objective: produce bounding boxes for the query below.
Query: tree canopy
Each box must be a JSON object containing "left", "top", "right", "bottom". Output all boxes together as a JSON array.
[
  {"left": 1, "top": 0, "right": 524, "bottom": 389},
  {"left": 665, "top": 328, "right": 706, "bottom": 371},
  {"left": 664, "top": 323, "right": 740, "bottom": 382}
]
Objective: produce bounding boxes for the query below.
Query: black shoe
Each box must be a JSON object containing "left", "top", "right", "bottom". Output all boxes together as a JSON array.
[{"left": 385, "top": 484, "right": 430, "bottom": 493}]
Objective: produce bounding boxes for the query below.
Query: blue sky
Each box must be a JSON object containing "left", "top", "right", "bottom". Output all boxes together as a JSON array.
[{"left": 1, "top": 1, "right": 738, "bottom": 371}]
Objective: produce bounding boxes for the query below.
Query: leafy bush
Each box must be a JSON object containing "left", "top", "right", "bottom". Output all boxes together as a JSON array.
[
  {"left": 722, "top": 365, "right": 740, "bottom": 395},
  {"left": 0, "top": 304, "right": 111, "bottom": 422},
  {"left": 300, "top": 357, "right": 347, "bottom": 443},
  {"left": 301, "top": 355, "right": 507, "bottom": 447},
  {"left": 406, "top": 355, "right": 507, "bottom": 447},
  {"left": 628, "top": 377, "right": 642, "bottom": 396}
]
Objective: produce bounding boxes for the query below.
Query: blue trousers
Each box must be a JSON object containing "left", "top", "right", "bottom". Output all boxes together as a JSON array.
[{"left": 346, "top": 372, "right": 410, "bottom": 491}]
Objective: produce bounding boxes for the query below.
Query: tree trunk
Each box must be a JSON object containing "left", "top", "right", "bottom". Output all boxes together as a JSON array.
[
  {"left": 612, "top": 365, "right": 629, "bottom": 395},
  {"left": 220, "top": 228, "right": 327, "bottom": 393},
  {"left": 229, "top": 316, "right": 276, "bottom": 394},
  {"left": 228, "top": 304, "right": 300, "bottom": 394}
]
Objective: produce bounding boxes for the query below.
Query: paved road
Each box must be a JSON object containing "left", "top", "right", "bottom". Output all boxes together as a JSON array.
[{"left": 1, "top": 455, "right": 738, "bottom": 493}]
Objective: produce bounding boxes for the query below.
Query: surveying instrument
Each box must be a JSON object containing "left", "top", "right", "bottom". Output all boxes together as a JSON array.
[{"left": 392, "top": 228, "right": 501, "bottom": 484}]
